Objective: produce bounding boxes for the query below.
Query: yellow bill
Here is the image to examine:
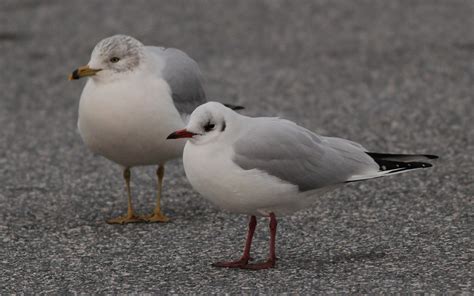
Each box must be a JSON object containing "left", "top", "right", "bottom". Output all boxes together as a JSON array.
[{"left": 68, "top": 65, "right": 102, "bottom": 80}]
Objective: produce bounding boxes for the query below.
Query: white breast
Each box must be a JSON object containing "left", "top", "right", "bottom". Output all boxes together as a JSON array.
[
  {"left": 183, "top": 141, "right": 324, "bottom": 216},
  {"left": 78, "top": 75, "right": 186, "bottom": 167}
]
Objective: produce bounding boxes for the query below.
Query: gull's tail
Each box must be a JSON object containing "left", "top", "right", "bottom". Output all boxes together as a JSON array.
[{"left": 347, "top": 152, "right": 439, "bottom": 182}]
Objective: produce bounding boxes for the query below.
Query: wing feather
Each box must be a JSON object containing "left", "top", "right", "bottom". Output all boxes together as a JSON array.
[{"left": 233, "top": 118, "right": 378, "bottom": 191}]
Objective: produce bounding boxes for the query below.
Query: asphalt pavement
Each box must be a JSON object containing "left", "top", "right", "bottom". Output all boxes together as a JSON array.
[{"left": 0, "top": 0, "right": 472, "bottom": 294}]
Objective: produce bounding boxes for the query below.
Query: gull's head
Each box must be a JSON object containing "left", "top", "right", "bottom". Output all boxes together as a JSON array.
[
  {"left": 69, "top": 35, "right": 144, "bottom": 82},
  {"left": 167, "top": 102, "right": 237, "bottom": 145}
]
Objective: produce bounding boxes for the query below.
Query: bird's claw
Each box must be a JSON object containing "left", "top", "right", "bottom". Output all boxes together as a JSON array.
[
  {"left": 106, "top": 215, "right": 146, "bottom": 224},
  {"left": 212, "top": 257, "right": 250, "bottom": 268},
  {"left": 144, "top": 212, "right": 170, "bottom": 223},
  {"left": 239, "top": 258, "right": 276, "bottom": 270}
]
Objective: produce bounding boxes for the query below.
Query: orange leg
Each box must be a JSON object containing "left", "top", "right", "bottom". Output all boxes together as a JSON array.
[
  {"left": 107, "top": 168, "right": 145, "bottom": 224},
  {"left": 145, "top": 165, "right": 170, "bottom": 223}
]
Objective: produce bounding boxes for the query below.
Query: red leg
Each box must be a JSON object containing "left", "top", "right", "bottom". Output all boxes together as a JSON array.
[
  {"left": 241, "top": 213, "right": 277, "bottom": 270},
  {"left": 213, "top": 216, "right": 257, "bottom": 268}
]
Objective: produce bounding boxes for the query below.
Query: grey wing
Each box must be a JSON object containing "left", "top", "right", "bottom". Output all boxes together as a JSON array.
[
  {"left": 147, "top": 46, "right": 206, "bottom": 115},
  {"left": 233, "top": 118, "right": 378, "bottom": 191}
]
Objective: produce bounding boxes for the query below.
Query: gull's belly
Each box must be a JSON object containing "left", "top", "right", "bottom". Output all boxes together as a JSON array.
[
  {"left": 78, "top": 78, "right": 186, "bottom": 167},
  {"left": 183, "top": 143, "right": 311, "bottom": 216}
]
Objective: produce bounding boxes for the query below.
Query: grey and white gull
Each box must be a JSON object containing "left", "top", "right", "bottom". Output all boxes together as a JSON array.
[
  {"left": 167, "top": 102, "right": 438, "bottom": 269},
  {"left": 69, "top": 35, "right": 241, "bottom": 224}
]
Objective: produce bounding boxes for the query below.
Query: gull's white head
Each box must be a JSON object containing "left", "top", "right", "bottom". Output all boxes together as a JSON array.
[
  {"left": 69, "top": 35, "right": 145, "bottom": 82},
  {"left": 167, "top": 102, "right": 238, "bottom": 145}
]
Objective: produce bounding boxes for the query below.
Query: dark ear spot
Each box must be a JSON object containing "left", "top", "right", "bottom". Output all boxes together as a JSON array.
[{"left": 221, "top": 121, "right": 226, "bottom": 132}]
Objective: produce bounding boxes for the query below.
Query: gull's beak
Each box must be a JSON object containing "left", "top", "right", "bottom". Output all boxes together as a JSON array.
[
  {"left": 167, "top": 129, "right": 196, "bottom": 139},
  {"left": 68, "top": 65, "right": 102, "bottom": 80}
]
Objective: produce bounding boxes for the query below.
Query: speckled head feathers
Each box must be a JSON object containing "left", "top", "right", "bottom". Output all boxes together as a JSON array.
[{"left": 89, "top": 35, "right": 145, "bottom": 77}]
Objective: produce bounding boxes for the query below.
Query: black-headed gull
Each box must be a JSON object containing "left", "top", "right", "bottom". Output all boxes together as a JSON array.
[
  {"left": 167, "top": 102, "right": 438, "bottom": 269},
  {"left": 69, "top": 35, "right": 240, "bottom": 224}
]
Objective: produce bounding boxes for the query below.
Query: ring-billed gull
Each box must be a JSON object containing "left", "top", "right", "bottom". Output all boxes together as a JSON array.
[
  {"left": 167, "top": 102, "right": 438, "bottom": 269},
  {"left": 69, "top": 35, "right": 241, "bottom": 224}
]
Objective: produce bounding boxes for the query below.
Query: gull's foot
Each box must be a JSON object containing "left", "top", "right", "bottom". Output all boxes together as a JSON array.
[
  {"left": 145, "top": 212, "right": 170, "bottom": 223},
  {"left": 106, "top": 215, "right": 145, "bottom": 224},
  {"left": 212, "top": 257, "right": 250, "bottom": 268},
  {"left": 240, "top": 258, "right": 276, "bottom": 270}
]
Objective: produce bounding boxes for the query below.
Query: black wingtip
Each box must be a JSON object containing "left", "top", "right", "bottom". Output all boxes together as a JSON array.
[
  {"left": 366, "top": 152, "right": 439, "bottom": 161},
  {"left": 223, "top": 103, "right": 245, "bottom": 111},
  {"left": 366, "top": 152, "right": 436, "bottom": 172}
]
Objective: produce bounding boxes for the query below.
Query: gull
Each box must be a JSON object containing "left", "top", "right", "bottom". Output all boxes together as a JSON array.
[
  {"left": 69, "top": 35, "right": 241, "bottom": 224},
  {"left": 167, "top": 102, "right": 438, "bottom": 269}
]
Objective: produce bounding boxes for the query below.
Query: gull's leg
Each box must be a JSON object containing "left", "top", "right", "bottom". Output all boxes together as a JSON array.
[
  {"left": 241, "top": 213, "right": 277, "bottom": 270},
  {"left": 107, "top": 168, "right": 144, "bottom": 224},
  {"left": 213, "top": 215, "right": 257, "bottom": 268},
  {"left": 145, "top": 164, "right": 170, "bottom": 222}
]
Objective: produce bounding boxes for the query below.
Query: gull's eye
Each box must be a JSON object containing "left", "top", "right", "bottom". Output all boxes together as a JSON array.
[
  {"left": 203, "top": 122, "right": 215, "bottom": 132},
  {"left": 110, "top": 57, "right": 120, "bottom": 63}
]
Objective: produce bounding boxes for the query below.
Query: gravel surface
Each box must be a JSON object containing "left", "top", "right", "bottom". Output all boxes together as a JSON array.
[{"left": 1, "top": 0, "right": 472, "bottom": 294}]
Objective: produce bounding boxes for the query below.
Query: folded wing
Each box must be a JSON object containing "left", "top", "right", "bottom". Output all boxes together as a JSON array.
[
  {"left": 232, "top": 118, "right": 379, "bottom": 191},
  {"left": 147, "top": 46, "right": 207, "bottom": 116}
]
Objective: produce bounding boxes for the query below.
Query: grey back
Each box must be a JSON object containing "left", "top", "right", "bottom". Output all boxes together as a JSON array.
[{"left": 147, "top": 46, "right": 207, "bottom": 115}]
